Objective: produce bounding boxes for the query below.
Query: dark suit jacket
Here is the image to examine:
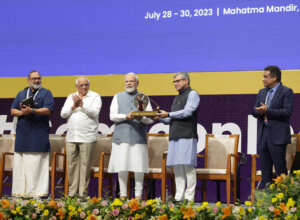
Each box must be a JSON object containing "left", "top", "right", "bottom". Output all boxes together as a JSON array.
[{"left": 251, "top": 83, "right": 294, "bottom": 145}]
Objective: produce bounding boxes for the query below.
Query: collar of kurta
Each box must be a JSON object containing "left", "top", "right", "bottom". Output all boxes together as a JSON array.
[{"left": 76, "top": 90, "right": 91, "bottom": 98}]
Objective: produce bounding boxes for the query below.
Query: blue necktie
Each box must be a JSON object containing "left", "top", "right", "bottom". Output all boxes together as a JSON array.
[
  {"left": 264, "top": 90, "right": 273, "bottom": 125},
  {"left": 265, "top": 89, "right": 273, "bottom": 107}
]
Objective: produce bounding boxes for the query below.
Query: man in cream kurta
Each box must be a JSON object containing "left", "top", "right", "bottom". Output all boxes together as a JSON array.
[
  {"left": 108, "top": 72, "right": 153, "bottom": 199},
  {"left": 158, "top": 72, "right": 199, "bottom": 202},
  {"left": 61, "top": 77, "right": 102, "bottom": 197}
]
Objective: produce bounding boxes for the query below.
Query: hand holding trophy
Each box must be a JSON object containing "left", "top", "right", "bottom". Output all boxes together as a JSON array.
[{"left": 131, "top": 93, "right": 160, "bottom": 118}]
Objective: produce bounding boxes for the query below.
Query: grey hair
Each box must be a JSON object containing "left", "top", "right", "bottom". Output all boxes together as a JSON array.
[
  {"left": 28, "top": 70, "right": 41, "bottom": 78},
  {"left": 125, "top": 72, "right": 139, "bottom": 82},
  {"left": 75, "top": 77, "right": 90, "bottom": 86},
  {"left": 173, "top": 72, "right": 190, "bottom": 85}
]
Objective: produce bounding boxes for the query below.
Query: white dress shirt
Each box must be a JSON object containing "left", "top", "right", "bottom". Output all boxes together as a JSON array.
[{"left": 61, "top": 90, "right": 102, "bottom": 142}]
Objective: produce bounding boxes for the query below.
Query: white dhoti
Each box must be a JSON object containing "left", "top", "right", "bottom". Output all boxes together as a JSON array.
[{"left": 12, "top": 152, "right": 49, "bottom": 197}]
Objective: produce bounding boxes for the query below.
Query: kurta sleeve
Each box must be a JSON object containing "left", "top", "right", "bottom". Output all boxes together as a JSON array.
[
  {"left": 11, "top": 91, "right": 23, "bottom": 110},
  {"left": 110, "top": 95, "right": 127, "bottom": 122},
  {"left": 81, "top": 94, "right": 102, "bottom": 118},
  {"left": 42, "top": 90, "right": 54, "bottom": 112},
  {"left": 60, "top": 94, "right": 74, "bottom": 118},
  {"left": 159, "top": 117, "right": 171, "bottom": 124},
  {"left": 169, "top": 90, "right": 200, "bottom": 119}
]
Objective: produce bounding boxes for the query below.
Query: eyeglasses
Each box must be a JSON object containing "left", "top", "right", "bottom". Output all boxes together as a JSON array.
[
  {"left": 29, "top": 77, "right": 41, "bottom": 81},
  {"left": 79, "top": 83, "right": 89, "bottom": 87},
  {"left": 173, "top": 78, "right": 184, "bottom": 84}
]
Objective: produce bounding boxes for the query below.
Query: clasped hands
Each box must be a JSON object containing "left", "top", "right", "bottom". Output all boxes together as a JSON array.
[
  {"left": 255, "top": 102, "right": 268, "bottom": 115},
  {"left": 19, "top": 103, "right": 33, "bottom": 116},
  {"left": 71, "top": 94, "right": 83, "bottom": 110}
]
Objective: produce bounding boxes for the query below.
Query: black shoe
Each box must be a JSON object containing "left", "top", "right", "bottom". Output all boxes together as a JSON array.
[{"left": 172, "top": 199, "right": 182, "bottom": 206}]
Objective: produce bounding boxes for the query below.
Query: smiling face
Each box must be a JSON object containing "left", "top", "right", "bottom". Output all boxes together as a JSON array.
[
  {"left": 125, "top": 74, "right": 139, "bottom": 93},
  {"left": 76, "top": 77, "right": 89, "bottom": 96},
  {"left": 173, "top": 75, "right": 189, "bottom": 92},
  {"left": 262, "top": 70, "right": 277, "bottom": 89}
]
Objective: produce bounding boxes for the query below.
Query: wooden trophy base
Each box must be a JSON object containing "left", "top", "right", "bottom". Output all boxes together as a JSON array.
[{"left": 131, "top": 110, "right": 159, "bottom": 117}]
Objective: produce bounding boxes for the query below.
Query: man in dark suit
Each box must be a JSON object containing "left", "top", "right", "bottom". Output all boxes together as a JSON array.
[{"left": 252, "top": 65, "right": 294, "bottom": 188}]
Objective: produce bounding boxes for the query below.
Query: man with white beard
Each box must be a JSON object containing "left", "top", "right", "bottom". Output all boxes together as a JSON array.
[
  {"left": 108, "top": 72, "right": 153, "bottom": 200},
  {"left": 11, "top": 70, "right": 54, "bottom": 198}
]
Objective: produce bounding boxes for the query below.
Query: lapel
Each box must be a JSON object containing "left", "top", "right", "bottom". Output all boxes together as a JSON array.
[
  {"left": 269, "top": 83, "right": 282, "bottom": 107},
  {"left": 261, "top": 88, "right": 268, "bottom": 104}
]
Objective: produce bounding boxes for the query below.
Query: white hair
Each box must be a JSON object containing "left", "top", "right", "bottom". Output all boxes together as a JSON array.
[
  {"left": 125, "top": 72, "right": 139, "bottom": 82},
  {"left": 75, "top": 77, "right": 90, "bottom": 86}
]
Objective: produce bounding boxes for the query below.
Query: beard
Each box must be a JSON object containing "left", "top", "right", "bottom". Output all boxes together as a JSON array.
[
  {"left": 30, "top": 82, "right": 42, "bottom": 90},
  {"left": 125, "top": 86, "right": 137, "bottom": 93}
]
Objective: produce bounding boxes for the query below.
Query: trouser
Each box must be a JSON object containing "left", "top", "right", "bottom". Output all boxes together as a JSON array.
[
  {"left": 12, "top": 152, "right": 49, "bottom": 197},
  {"left": 118, "top": 171, "right": 144, "bottom": 197},
  {"left": 258, "top": 126, "right": 287, "bottom": 188},
  {"left": 66, "top": 141, "right": 96, "bottom": 197},
  {"left": 173, "top": 164, "right": 196, "bottom": 201}
]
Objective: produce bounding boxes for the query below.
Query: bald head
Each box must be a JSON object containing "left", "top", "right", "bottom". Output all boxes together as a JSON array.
[{"left": 76, "top": 77, "right": 90, "bottom": 96}]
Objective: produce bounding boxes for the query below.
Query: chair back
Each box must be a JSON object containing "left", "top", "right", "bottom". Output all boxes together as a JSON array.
[
  {"left": 0, "top": 134, "right": 15, "bottom": 169},
  {"left": 49, "top": 134, "right": 66, "bottom": 170},
  {"left": 147, "top": 133, "right": 169, "bottom": 169},
  {"left": 205, "top": 134, "right": 239, "bottom": 173},
  {"left": 92, "top": 134, "right": 113, "bottom": 169},
  {"left": 286, "top": 134, "right": 298, "bottom": 170}
]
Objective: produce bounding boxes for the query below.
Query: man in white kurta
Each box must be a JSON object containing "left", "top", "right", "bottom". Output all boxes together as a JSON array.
[
  {"left": 61, "top": 77, "right": 102, "bottom": 197},
  {"left": 108, "top": 72, "right": 153, "bottom": 199}
]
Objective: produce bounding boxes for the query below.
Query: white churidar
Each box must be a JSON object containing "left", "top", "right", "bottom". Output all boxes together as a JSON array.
[
  {"left": 118, "top": 171, "right": 144, "bottom": 197},
  {"left": 173, "top": 164, "right": 196, "bottom": 201}
]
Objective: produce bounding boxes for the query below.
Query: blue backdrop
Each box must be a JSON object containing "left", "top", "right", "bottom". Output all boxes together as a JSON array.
[{"left": 1, "top": 0, "right": 300, "bottom": 76}]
